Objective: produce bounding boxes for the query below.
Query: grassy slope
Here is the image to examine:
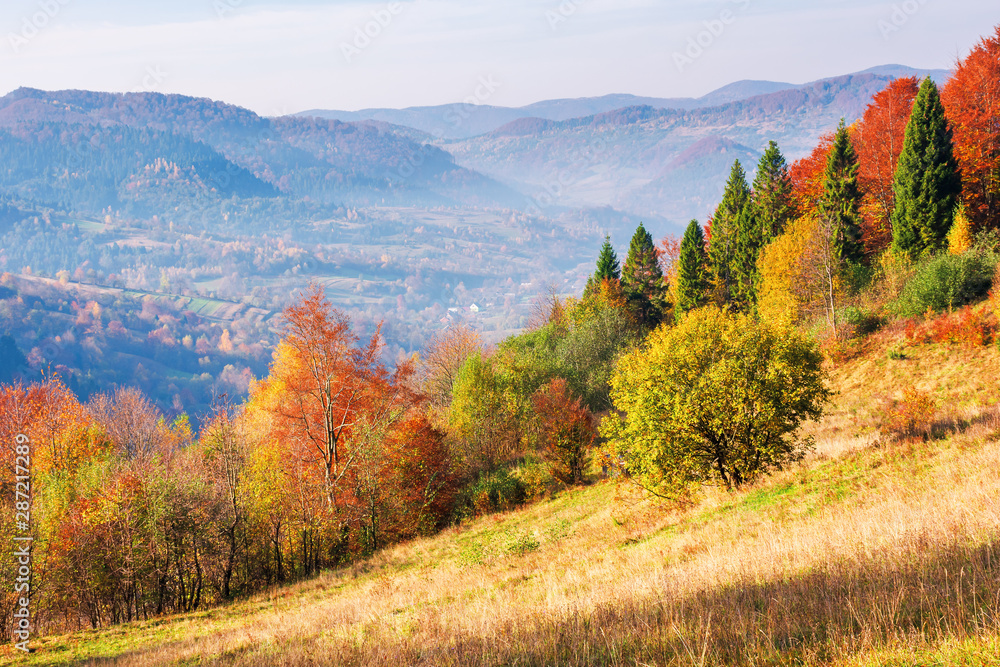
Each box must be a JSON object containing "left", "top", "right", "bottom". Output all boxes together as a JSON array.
[{"left": 4, "top": 335, "right": 1000, "bottom": 666}]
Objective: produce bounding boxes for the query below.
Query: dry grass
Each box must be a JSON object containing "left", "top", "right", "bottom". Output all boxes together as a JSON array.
[{"left": 4, "top": 343, "right": 1000, "bottom": 666}]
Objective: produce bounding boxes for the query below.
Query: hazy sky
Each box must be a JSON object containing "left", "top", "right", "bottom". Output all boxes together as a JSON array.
[{"left": 1, "top": 0, "right": 995, "bottom": 114}]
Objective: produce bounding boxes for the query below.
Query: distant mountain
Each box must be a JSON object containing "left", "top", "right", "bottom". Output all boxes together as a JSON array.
[
  {"left": 295, "top": 66, "right": 949, "bottom": 140},
  {"left": 0, "top": 63, "right": 955, "bottom": 229},
  {"left": 0, "top": 87, "right": 523, "bottom": 214},
  {"left": 444, "top": 67, "right": 952, "bottom": 224}
]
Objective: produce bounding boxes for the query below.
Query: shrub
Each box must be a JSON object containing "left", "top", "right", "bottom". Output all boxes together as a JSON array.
[
  {"left": 460, "top": 468, "right": 527, "bottom": 517},
  {"left": 903, "top": 306, "right": 995, "bottom": 347},
  {"left": 892, "top": 249, "right": 997, "bottom": 317},
  {"left": 879, "top": 386, "right": 936, "bottom": 442},
  {"left": 840, "top": 306, "right": 885, "bottom": 336},
  {"left": 602, "top": 307, "right": 830, "bottom": 498}
]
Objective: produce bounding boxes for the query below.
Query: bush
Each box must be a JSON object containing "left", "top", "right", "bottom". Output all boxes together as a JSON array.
[
  {"left": 903, "top": 306, "right": 995, "bottom": 347},
  {"left": 602, "top": 307, "right": 830, "bottom": 498},
  {"left": 879, "top": 386, "right": 936, "bottom": 442},
  {"left": 840, "top": 306, "right": 885, "bottom": 336},
  {"left": 892, "top": 249, "right": 997, "bottom": 317},
  {"left": 452, "top": 468, "right": 527, "bottom": 521}
]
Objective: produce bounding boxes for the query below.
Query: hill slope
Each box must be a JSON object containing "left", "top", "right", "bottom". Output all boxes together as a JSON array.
[{"left": 7, "top": 336, "right": 1000, "bottom": 666}]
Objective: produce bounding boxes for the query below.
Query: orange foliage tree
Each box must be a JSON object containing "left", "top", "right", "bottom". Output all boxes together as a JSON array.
[
  {"left": 854, "top": 77, "right": 921, "bottom": 255},
  {"left": 942, "top": 25, "right": 1000, "bottom": 231},
  {"left": 255, "top": 285, "right": 415, "bottom": 559}
]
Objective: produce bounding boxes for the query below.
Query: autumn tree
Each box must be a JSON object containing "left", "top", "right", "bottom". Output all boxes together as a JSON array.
[
  {"left": 674, "top": 220, "right": 710, "bottom": 318},
  {"left": 602, "top": 307, "right": 829, "bottom": 500},
  {"left": 891, "top": 77, "right": 963, "bottom": 258},
  {"left": 88, "top": 386, "right": 175, "bottom": 460},
  {"left": 532, "top": 378, "right": 596, "bottom": 485},
  {"left": 790, "top": 132, "right": 835, "bottom": 215},
  {"left": 942, "top": 25, "right": 1000, "bottom": 231},
  {"left": 258, "top": 285, "right": 413, "bottom": 532},
  {"left": 419, "top": 324, "right": 482, "bottom": 410},
  {"left": 200, "top": 397, "right": 253, "bottom": 599},
  {"left": 853, "top": 76, "right": 920, "bottom": 255}
]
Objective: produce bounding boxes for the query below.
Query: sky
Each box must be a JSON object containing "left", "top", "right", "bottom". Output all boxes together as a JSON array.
[{"left": 0, "top": 0, "right": 996, "bottom": 115}]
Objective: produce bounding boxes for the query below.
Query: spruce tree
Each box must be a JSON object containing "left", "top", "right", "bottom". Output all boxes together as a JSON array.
[
  {"left": 752, "top": 140, "right": 795, "bottom": 243},
  {"left": 708, "top": 160, "right": 751, "bottom": 304},
  {"left": 731, "top": 204, "right": 764, "bottom": 311},
  {"left": 585, "top": 235, "right": 621, "bottom": 295},
  {"left": 622, "top": 222, "right": 667, "bottom": 326},
  {"left": 675, "top": 220, "right": 710, "bottom": 318},
  {"left": 891, "top": 77, "right": 963, "bottom": 258},
  {"left": 818, "top": 119, "right": 865, "bottom": 265}
]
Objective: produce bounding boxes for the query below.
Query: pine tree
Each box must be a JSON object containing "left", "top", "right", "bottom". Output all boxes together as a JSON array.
[
  {"left": 752, "top": 141, "right": 795, "bottom": 243},
  {"left": 818, "top": 119, "right": 865, "bottom": 265},
  {"left": 622, "top": 223, "right": 667, "bottom": 326},
  {"left": 675, "top": 220, "right": 710, "bottom": 319},
  {"left": 891, "top": 77, "right": 963, "bottom": 258},
  {"left": 708, "top": 160, "right": 751, "bottom": 304},
  {"left": 731, "top": 204, "right": 764, "bottom": 310},
  {"left": 584, "top": 235, "right": 621, "bottom": 295}
]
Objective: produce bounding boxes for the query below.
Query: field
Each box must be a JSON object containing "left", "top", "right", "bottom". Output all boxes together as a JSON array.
[{"left": 3, "top": 336, "right": 1000, "bottom": 666}]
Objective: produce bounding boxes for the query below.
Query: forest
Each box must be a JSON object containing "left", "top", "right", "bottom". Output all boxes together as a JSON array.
[{"left": 0, "top": 24, "right": 998, "bottom": 646}]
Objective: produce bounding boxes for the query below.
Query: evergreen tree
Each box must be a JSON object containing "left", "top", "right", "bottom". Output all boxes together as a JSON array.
[
  {"left": 731, "top": 204, "right": 764, "bottom": 311},
  {"left": 818, "top": 119, "right": 865, "bottom": 265},
  {"left": 675, "top": 220, "right": 710, "bottom": 318},
  {"left": 752, "top": 140, "right": 795, "bottom": 243},
  {"left": 585, "top": 235, "right": 621, "bottom": 295},
  {"left": 622, "top": 222, "right": 667, "bottom": 326},
  {"left": 891, "top": 77, "right": 963, "bottom": 258},
  {"left": 708, "top": 160, "right": 751, "bottom": 304}
]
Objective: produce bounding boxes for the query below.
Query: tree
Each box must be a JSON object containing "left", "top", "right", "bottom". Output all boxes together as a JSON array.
[
  {"left": 790, "top": 132, "right": 835, "bottom": 215},
  {"left": 942, "top": 25, "right": 1000, "bottom": 231},
  {"left": 621, "top": 223, "right": 667, "bottom": 325},
  {"left": 752, "top": 140, "right": 795, "bottom": 243},
  {"left": 819, "top": 119, "right": 865, "bottom": 265},
  {"left": 731, "top": 204, "right": 765, "bottom": 311},
  {"left": 708, "top": 161, "right": 751, "bottom": 304},
  {"left": 419, "top": 324, "right": 481, "bottom": 410},
  {"left": 585, "top": 235, "right": 621, "bottom": 295},
  {"left": 257, "top": 285, "right": 412, "bottom": 521},
  {"left": 853, "top": 77, "right": 921, "bottom": 255},
  {"left": 601, "top": 307, "right": 829, "bottom": 500},
  {"left": 87, "top": 386, "right": 177, "bottom": 460},
  {"left": 532, "top": 379, "right": 595, "bottom": 486},
  {"left": 891, "top": 77, "right": 963, "bottom": 258},
  {"left": 675, "top": 220, "right": 710, "bottom": 318}
]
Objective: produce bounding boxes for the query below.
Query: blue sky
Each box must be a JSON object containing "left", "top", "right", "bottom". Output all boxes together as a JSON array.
[{"left": 1, "top": 0, "right": 995, "bottom": 114}]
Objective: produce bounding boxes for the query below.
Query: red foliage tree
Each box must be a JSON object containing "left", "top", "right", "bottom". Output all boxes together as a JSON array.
[
  {"left": 854, "top": 77, "right": 921, "bottom": 255},
  {"left": 942, "top": 26, "right": 1000, "bottom": 231},
  {"left": 789, "top": 132, "right": 836, "bottom": 216},
  {"left": 532, "top": 378, "right": 596, "bottom": 485},
  {"left": 383, "top": 414, "right": 455, "bottom": 539}
]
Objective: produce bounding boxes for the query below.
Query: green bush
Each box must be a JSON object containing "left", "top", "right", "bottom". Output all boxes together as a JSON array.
[
  {"left": 453, "top": 468, "right": 527, "bottom": 521},
  {"left": 892, "top": 250, "right": 997, "bottom": 317}
]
